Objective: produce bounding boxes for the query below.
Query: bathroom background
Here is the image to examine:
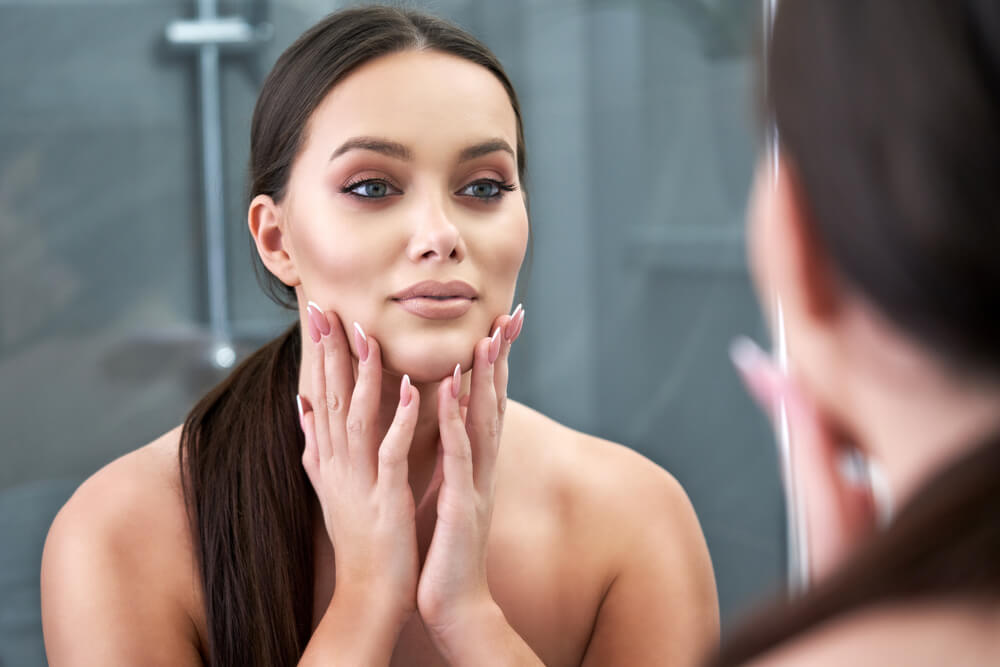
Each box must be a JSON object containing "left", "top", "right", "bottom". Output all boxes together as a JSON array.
[{"left": 0, "top": 1, "right": 781, "bottom": 664}]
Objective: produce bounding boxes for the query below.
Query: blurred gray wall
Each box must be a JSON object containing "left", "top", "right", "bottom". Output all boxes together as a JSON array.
[{"left": 0, "top": 0, "right": 783, "bottom": 663}]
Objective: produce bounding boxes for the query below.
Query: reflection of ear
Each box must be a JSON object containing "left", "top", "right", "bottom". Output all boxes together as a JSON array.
[
  {"left": 248, "top": 194, "right": 300, "bottom": 287},
  {"left": 771, "top": 156, "right": 841, "bottom": 325}
]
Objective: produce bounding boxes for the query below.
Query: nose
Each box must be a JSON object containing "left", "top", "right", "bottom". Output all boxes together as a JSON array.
[{"left": 405, "top": 196, "right": 466, "bottom": 263}]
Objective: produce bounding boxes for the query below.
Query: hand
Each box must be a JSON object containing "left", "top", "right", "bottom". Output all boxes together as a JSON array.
[
  {"left": 417, "top": 306, "right": 524, "bottom": 640},
  {"left": 730, "top": 336, "right": 877, "bottom": 582},
  {"left": 298, "top": 305, "right": 421, "bottom": 627}
]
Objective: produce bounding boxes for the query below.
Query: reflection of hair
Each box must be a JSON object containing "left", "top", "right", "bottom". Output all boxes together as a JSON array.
[
  {"left": 713, "top": 2, "right": 1000, "bottom": 664},
  {"left": 179, "top": 7, "right": 527, "bottom": 665}
]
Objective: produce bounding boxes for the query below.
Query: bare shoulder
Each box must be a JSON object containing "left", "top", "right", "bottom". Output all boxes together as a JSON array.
[
  {"left": 502, "top": 401, "right": 719, "bottom": 663},
  {"left": 503, "top": 401, "right": 702, "bottom": 542},
  {"left": 41, "top": 425, "right": 204, "bottom": 666},
  {"left": 747, "top": 601, "right": 1000, "bottom": 667}
]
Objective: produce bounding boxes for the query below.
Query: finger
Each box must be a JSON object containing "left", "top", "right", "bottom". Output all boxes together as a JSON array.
[
  {"left": 298, "top": 399, "right": 321, "bottom": 491},
  {"left": 466, "top": 333, "right": 501, "bottom": 493},
  {"left": 784, "top": 392, "right": 876, "bottom": 579},
  {"left": 505, "top": 303, "right": 525, "bottom": 343},
  {"left": 437, "top": 367, "right": 475, "bottom": 498},
  {"left": 311, "top": 307, "right": 354, "bottom": 463},
  {"left": 492, "top": 313, "right": 515, "bottom": 416},
  {"left": 377, "top": 374, "right": 420, "bottom": 493},
  {"left": 345, "top": 324, "right": 381, "bottom": 484}
]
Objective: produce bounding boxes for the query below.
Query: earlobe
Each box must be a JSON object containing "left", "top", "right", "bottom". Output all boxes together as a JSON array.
[{"left": 248, "top": 194, "right": 301, "bottom": 287}]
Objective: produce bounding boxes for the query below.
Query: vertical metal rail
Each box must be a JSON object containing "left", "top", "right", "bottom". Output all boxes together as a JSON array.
[
  {"left": 196, "top": 0, "right": 232, "bottom": 367},
  {"left": 165, "top": 2, "right": 271, "bottom": 367},
  {"left": 763, "top": 0, "right": 810, "bottom": 595}
]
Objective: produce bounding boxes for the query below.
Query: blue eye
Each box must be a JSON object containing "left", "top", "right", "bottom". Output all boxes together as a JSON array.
[
  {"left": 459, "top": 179, "right": 516, "bottom": 201},
  {"left": 342, "top": 179, "right": 400, "bottom": 199}
]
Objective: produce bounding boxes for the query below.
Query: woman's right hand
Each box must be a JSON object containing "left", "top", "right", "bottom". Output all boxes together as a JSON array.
[{"left": 298, "top": 303, "right": 421, "bottom": 630}]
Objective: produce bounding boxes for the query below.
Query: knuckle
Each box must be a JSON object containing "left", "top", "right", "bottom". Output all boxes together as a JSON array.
[
  {"left": 345, "top": 417, "right": 365, "bottom": 437},
  {"left": 485, "top": 417, "right": 501, "bottom": 438},
  {"left": 497, "top": 394, "right": 508, "bottom": 416}
]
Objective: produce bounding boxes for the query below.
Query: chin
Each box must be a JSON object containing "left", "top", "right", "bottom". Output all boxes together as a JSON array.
[{"left": 379, "top": 334, "right": 479, "bottom": 384}]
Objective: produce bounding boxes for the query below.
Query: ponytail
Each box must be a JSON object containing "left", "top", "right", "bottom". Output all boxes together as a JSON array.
[{"left": 179, "top": 323, "right": 314, "bottom": 666}]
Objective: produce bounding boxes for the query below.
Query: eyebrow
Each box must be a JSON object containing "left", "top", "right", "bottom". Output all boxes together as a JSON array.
[
  {"left": 330, "top": 137, "right": 411, "bottom": 162},
  {"left": 458, "top": 139, "right": 516, "bottom": 163},
  {"left": 329, "top": 136, "right": 515, "bottom": 163}
]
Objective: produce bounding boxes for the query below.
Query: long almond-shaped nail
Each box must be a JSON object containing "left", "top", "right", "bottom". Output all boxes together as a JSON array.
[
  {"left": 510, "top": 307, "right": 526, "bottom": 340},
  {"left": 307, "top": 301, "right": 331, "bottom": 337},
  {"left": 353, "top": 322, "right": 369, "bottom": 362},
  {"left": 400, "top": 374, "right": 412, "bottom": 407},
  {"left": 295, "top": 394, "right": 305, "bottom": 431},
  {"left": 488, "top": 326, "right": 503, "bottom": 364},
  {"left": 305, "top": 313, "right": 320, "bottom": 343},
  {"left": 452, "top": 363, "right": 461, "bottom": 398},
  {"left": 505, "top": 304, "right": 523, "bottom": 341}
]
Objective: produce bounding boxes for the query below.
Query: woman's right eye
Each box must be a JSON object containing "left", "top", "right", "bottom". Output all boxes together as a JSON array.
[{"left": 341, "top": 179, "right": 401, "bottom": 199}]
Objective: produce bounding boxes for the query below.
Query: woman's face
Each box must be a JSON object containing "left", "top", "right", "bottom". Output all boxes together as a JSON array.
[{"left": 282, "top": 50, "right": 528, "bottom": 382}]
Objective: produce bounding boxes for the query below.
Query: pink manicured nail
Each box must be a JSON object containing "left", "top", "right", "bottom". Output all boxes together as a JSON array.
[
  {"left": 295, "top": 394, "right": 305, "bottom": 431},
  {"left": 488, "top": 326, "right": 502, "bottom": 364},
  {"left": 505, "top": 304, "right": 523, "bottom": 341},
  {"left": 353, "top": 322, "right": 369, "bottom": 362},
  {"left": 400, "top": 374, "right": 412, "bottom": 407},
  {"left": 307, "top": 301, "right": 331, "bottom": 337},
  {"left": 452, "top": 363, "right": 461, "bottom": 398},
  {"left": 305, "top": 314, "right": 320, "bottom": 343},
  {"left": 510, "top": 307, "right": 525, "bottom": 340}
]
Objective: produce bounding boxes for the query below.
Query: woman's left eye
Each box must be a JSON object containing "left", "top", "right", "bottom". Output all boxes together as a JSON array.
[{"left": 458, "top": 179, "right": 515, "bottom": 200}]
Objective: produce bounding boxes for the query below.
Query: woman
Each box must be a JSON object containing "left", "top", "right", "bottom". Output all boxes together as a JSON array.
[
  {"left": 40, "top": 6, "right": 718, "bottom": 666},
  {"left": 720, "top": 1, "right": 1000, "bottom": 664}
]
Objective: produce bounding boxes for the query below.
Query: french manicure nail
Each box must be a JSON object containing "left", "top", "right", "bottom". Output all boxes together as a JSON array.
[
  {"left": 452, "top": 363, "right": 461, "bottom": 398},
  {"left": 400, "top": 374, "right": 412, "bottom": 407},
  {"left": 305, "top": 314, "right": 320, "bottom": 343},
  {"left": 729, "top": 336, "right": 768, "bottom": 376},
  {"left": 353, "top": 322, "right": 369, "bottom": 362},
  {"left": 488, "top": 326, "right": 502, "bottom": 364},
  {"left": 307, "top": 301, "right": 331, "bottom": 337},
  {"left": 506, "top": 303, "right": 523, "bottom": 341},
  {"left": 296, "top": 394, "right": 305, "bottom": 430},
  {"left": 511, "top": 307, "right": 525, "bottom": 340}
]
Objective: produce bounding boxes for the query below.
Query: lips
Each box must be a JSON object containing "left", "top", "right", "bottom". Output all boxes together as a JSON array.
[{"left": 391, "top": 280, "right": 477, "bottom": 320}]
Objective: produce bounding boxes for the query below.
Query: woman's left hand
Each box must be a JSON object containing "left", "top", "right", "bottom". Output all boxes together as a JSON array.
[{"left": 417, "top": 308, "right": 523, "bottom": 645}]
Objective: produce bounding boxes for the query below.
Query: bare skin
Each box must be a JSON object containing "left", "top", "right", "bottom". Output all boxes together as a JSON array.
[{"left": 41, "top": 400, "right": 717, "bottom": 665}]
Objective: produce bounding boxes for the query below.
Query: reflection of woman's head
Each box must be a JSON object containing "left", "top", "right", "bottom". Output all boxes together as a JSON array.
[{"left": 246, "top": 7, "right": 529, "bottom": 381}]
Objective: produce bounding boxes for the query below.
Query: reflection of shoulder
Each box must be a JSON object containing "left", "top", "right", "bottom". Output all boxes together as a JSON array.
[
  {"left": 746, "top": 600, "right": 1000, "bottom": 667},
  {"left": 41, "top": 425, "right": 204, "bottom": 663}
]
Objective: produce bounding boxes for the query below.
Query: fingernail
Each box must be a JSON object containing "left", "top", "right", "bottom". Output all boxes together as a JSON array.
[
  {"left": 305, "top": 314, "right": 320, "bottom": 343},
  {"left": 511, "top": 307, "right": 525, "bottom": 340},
  {"left": 295, "top": 394, "right": 305, "bottom": 431},
  {"left": 353, "top": 322, "right": 369, "bottom": 362},
  {"left": 400, "top": 374, "right": 412, "bottom": 407},
  {"left": 307, "top": 301, "right": 331, "bottom": 337},
  {"left": 452, "top": 363, "right": 461, "bottom": 398},
  {"left": 488, "top": 326, "right": 502, "bottom": 364},
  {"left": 729, "top": 335, "right": 768, "bottom": 377},
  {"left": 505, "top": 304, "right": 523, "bottom": 341}
]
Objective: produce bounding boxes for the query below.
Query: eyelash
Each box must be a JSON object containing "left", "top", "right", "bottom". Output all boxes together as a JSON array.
[{"left": 340, "top": 177, "right": 517, "bottom": 202}]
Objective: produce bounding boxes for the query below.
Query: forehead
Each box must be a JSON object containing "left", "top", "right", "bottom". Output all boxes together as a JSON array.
[{"left": 306, "top": 49, "right": 519, "bottom": 160}]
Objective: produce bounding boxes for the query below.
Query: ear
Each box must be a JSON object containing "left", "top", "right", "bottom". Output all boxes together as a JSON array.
[
  {"left": 755, "top": 154, "right": 842, "bottom": 327},
  {"left": 248, "top": 194, "right": 300, "bottom": 288}
]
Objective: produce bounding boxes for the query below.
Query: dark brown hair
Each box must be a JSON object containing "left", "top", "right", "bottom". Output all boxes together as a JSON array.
[
  {"left": 712, "top": 1, "right": 1000, "bottom": 664},
  {"left": 179, "top": 7, "right": 528, "bottom": 665}
]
